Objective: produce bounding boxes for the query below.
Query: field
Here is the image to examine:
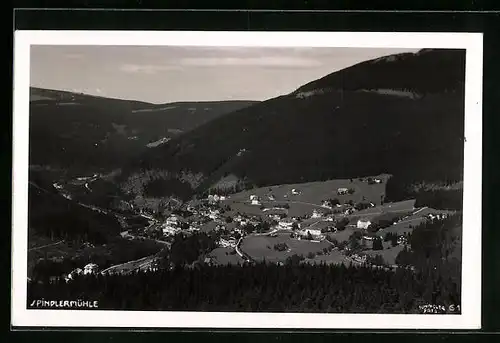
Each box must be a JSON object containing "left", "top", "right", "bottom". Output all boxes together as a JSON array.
[
  {"left": 224, "top": 175, "right": 390, "bottom": 207},
  {"left": 307, "top": 248, "right": 347, "bottom": 265},
  {"left": 363, "top": 244, "right": 405, "bottom": 265},
  {"left": 240, "top": 233, "right": 330, "bottom": 263},
  {"left": 208, "top": 247, "right": 245, "bottom": 265},
  {"left": 348, "top": 199, "right": 416, "bottom": 223}
]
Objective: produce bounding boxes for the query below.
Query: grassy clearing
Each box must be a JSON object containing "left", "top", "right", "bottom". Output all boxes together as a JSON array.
[
  {"left": 240, "top": 233, "right": 330, "bottom": 263},
  {"left": 208, "top": 247, "right": 244, "bottom": 265},
  {"left": 364, "top": 244, "right": 405, "bottom": 265},
  {"left": 327, "top": 227, "right": 359, "bottom": 243},
  {"left": 225, "top": 175, "right": 390, "bottom": 206}
]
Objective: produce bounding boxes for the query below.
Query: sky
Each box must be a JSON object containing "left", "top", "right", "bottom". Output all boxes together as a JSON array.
[{"left": 30, "top": 46, "right": 420, "bottom": 104}]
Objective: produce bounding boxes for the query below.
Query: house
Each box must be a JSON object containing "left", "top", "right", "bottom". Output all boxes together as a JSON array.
[
  {"left": 397, "top": 235, "right": 408, "bottom": 245},
  {"left": 311, "top": 209, "right": 323, "bottom": 218},
  {"left": 337, "top": 187, "right": 349, "bottom": 195},
  {"left": 268, "top": 194, "right": 276, "bottom": 201},
  {"left": 357, "top": 219, "right": 372, "bottom": 230},
  {"left": 374, "top": 178, "right": 382, "bottom": 184},
  {"left": 219, "top": 237, "right": 237, "bottom": 248},
  {"left": 165, "top": 215, "right": 179, "bottom": 226},
  {"left": 162, "top": 225, "right": 179, "bottom": 235},
  {"left": 291, "top": 188, "right": 300, "bottom": 195},
  {"left": 250, "top": 195, "right": 258, "bottom": 201},
  {"left": 278, "top": 218, "right": 295, "bottom": 230},
  {"left": 83, "top": 263, "right": 99, "bottom": 275},
  {"left": 351, "top": 254, "right": 367, "bottom": 264},
  {"left": 427, "top": 213, "right": 449, "bottom": 221},
  {"left": 268, "top": 214, "right": 281, "bottom": 221},
  {"left": 345, "top": 208, "right": 355, "bottom": 215},
  {"left": 299, "top": 228, "right": 323, "bottom": 239},
  {"left": 321, "top": 201, "right": 333, "bottom": 209}
]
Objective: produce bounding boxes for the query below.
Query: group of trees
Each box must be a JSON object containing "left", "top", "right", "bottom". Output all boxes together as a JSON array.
[
  {"left": 29, "top": 183, "right": 122, "bottom": 246},
  {"left": 414, "top": 189, "right": 463, "bottom": 210},
  {"left": 273, "top": 243, "right": 289, "bottom": 252},
  {"left": 28, "top": 260, "right": 461, "bottom": 313},
  {"left": 167, "top": 232, "right": 219, "bottom": 266},
  {"left": 395, "top": 213, "right": 462, "bottom": 298},
  {"left": 385, "top": 175, "right": 463, "bottom": 210}
]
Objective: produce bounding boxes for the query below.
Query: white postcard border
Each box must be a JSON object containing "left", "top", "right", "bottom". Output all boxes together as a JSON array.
[{"left": 12, "top": 30, "right": 483, "bottom": 329}]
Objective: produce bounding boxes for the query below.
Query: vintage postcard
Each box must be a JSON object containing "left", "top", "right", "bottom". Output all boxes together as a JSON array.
[{"left": 12, "top": 31, "right": 482, "bottom": 329}]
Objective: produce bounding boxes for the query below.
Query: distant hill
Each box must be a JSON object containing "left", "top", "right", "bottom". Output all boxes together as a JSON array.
[
  {"left": 126, "top": 49, "right": 465, "bottom": 198},
  {"left": 29, "top": 87, "right": 257, "bottom": 173}
]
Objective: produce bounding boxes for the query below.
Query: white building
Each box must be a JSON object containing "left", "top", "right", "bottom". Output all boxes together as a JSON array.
[
  {"left": 268, "top": 194, "right": 275, "bottom": 201},
  {"left": 357, "top": 219, "right": 372, "bottom": 230},
  {"left": 291, "top": 188, "right": 300, "bottom": 195},
  {"left": 311, "top": 209, "right": 323, "bottom": 218},
  {"left": 250, "top": 195, "right": 258, "bottom": 201},
  {"left": 337, "top": 187, "right": 349, "bottom": 195},
  {"left": 251, "top": 199, "right": 261, "bottom": 205},
  {"left": 374, "top": 178, "right": 382, "bottom": 184},
  {"left": 83, "top": 263, "right": 99, "bottom": 275},
  {"left": 278, "top": 219, "right": 295, "bottom": 230}
]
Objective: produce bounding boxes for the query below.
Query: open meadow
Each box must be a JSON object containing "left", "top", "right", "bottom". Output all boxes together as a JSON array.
[{"left": 240, "top": 233, "right": 331, "bottom": 263}]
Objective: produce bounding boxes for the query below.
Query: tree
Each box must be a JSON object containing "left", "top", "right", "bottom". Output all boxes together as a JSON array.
[
  {"left": 306, "top": 232, "right": 314, "bottom": 241},
  {"left": 373, "top": 237, "right": 383, "bottom": 250},
  {"left": 336, "top": 217, "right": 349, "bottom": 231}
]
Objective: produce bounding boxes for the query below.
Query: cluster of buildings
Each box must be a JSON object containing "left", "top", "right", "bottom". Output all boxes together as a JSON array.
[
  {"left": 218, "top": 237, "right": 238, "bottom": 248},
  {"left": 64, "top": 263, "right": 99, "bottom": 282},
  {"left": 207, "top": 194, "right": 227, "bottom": 204},
  {"left": 427, "top": 213, "right": 449, "bottom": 221}
]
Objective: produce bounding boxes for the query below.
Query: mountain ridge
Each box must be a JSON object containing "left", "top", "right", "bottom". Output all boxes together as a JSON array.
[{"left": 123, "top": 48, "right": 466, "bottom": 199}]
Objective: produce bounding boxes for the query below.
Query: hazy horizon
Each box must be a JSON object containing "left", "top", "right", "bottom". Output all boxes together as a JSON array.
[{"left": 30, "top": 46, "right": 420, "bottom": 104}]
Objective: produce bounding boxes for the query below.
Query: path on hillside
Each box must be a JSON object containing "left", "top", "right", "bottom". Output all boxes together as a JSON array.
[{"left": 28, "top": 240, "right": 64, "bottom": 252}]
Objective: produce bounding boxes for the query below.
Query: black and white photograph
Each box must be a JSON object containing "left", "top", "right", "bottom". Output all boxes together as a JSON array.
[{"left": 11, "top": 31, "right": 482, "bottom": 329}]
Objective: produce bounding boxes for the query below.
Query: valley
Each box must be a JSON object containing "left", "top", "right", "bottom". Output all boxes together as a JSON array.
[{"left": 26, "top": 48, "right": 465, "bottom": 314}]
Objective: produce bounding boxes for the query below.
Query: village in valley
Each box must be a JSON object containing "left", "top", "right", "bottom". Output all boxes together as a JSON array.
[{"left": 55, "top": 172, "right": 454, "bottom": 280}]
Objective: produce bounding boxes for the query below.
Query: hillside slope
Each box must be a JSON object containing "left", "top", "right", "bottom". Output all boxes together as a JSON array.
[
  {"left": 127, "top": 49, "right": 465, "bottom": 198},
  {"left": 29, "top": 88, "right": 257, "bottom": 173}
]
